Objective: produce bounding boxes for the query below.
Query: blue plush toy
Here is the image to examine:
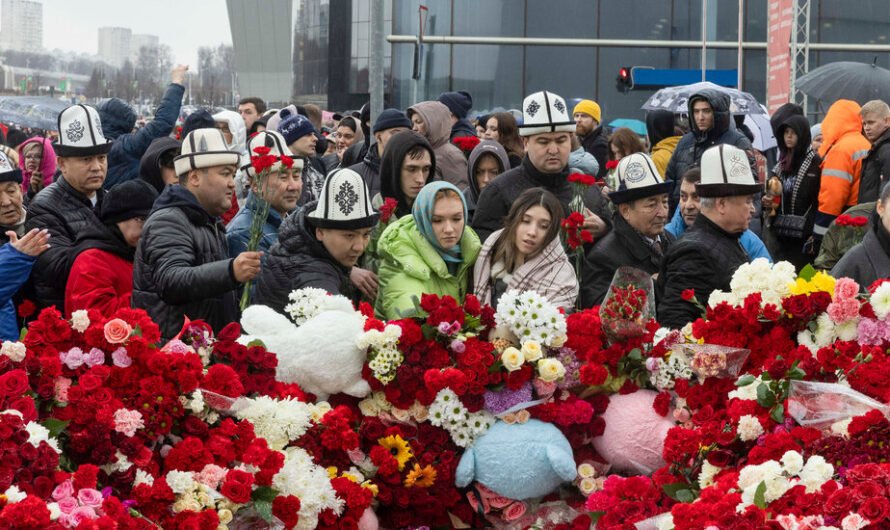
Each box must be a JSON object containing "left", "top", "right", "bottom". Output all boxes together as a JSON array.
[{"left": 455, "top": 419, "right": 577, "bottom": 500}]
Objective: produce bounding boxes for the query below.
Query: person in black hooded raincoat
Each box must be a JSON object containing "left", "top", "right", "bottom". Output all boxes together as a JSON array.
[{"left": 664, "top": 89, "right": 755, "bottom": 215}]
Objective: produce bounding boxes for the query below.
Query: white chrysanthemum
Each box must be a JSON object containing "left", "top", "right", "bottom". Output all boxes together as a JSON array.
[
  {"left": 234, "top": 396, "right": 313, "bottom": 451},
  {"left": 798, "top": 455, "right": 834, "bottom": 493},
  {"left": 0, "top": 341, "right": 26, "bottom": 363},
  {"left": 165, "top": 470, "right": 197, "bottom": 495},
  {"left": 871, "top": 282, "right": 890, "bottom": 320},
  {"left": 780, "top": 451, "right": 804, "bottom": 476},
  {"left": 737, "top": 414, "right": 764, "bottom": 442},
  {"left": 70, "top": 310, "right": 90, "bottom": 333},
  {"left": 495, "top": 289, "right": 566, "bottom": 347},
  {"left": 284, "top": 287, "right": 334, "bottom": 326},
  {"left": 187, "top": 390, "right": 205, "bottom": 414},
  {"left": 273, "top": 447, "right": 344, "bottom": 530}
]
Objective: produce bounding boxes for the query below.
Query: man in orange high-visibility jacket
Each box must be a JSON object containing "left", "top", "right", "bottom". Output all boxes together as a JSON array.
[{"left": 814, "top": 100, "right": 872, "bottom": 244}]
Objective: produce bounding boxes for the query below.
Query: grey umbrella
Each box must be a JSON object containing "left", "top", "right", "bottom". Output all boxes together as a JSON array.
[
  {"left": 796, "top": 60, "right": 890, "bottom": 106},
  {"left": 641, "top": 82, "right": 765, "bottom": 115}
]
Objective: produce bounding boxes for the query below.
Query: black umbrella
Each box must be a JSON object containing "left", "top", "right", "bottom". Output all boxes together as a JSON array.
[{"left": 796, "top": 60, "right": 890, "bottom": 106}]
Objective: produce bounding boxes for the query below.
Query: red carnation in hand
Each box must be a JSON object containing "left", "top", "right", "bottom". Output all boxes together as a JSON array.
[
  {"left": 568, "top": 173, "right": 599, "bottom": 187},
  {"left": 17, "top": 299, "right": 36, "bottom": 318},
  {"left": 379, "top": 197, "right": 399, "bottom": 224},
  {"left": 681, "top": 289, "right": 695, "bottom": 302}
]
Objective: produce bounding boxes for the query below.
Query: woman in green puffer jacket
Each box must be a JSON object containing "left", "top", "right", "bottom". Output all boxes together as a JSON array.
[{"left": 375, "top": 181, "right": 480, "bottom": 319}]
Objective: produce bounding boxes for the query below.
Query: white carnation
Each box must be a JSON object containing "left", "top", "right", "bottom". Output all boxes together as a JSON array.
[
  {"left": 737, "top": 415, "right": 765, "bottom": 442},
  {"left": 165, "top": 470, "right": 197, "bottom": 495},
  {"left": 3, "top": 485, "right": 26, "bottom": 504},
  {"left": 871, "top": 282, "right": 890, "bottom": 320},
  {"left": 0, "top": 341, "right": 26, "bottom": 363},
  {"left": 134, "top": 469, "right": 155, "bottom": 487},
  {"left": 798, "top": 455, "right": 834, "bottom": 493},
  {"left": 780, "top": 450, "right": 804, "bottom": 476},
  {"left": 70, "top": 310, "right": 90, "bottom": 333},
  {"left": 25, "top": 421, "right": 60, "bottom": 453}
]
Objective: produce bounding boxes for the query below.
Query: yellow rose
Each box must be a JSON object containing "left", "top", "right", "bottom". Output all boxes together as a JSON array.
[
  {"left": 358, "top": 398, "right": 380, "bottom": 417},
  {"left": 391, "top": 407, "right": 411, "bottom": 423},
  {"left": 579, "top": 477, "right": 599, "bottom": 495},
  {"left": 551, "top": 334, "right": 567, "bottom": 348},
  {"left": 537, "top": 358, "right": 566, "bottom": 383},
  {"left": 521, "top": 341, "right": 543, "bottom": 362},
  {"left": 501, "top": 347, "right": 524, "bottom": 372},
  {"left": 577, "top": 462, "right": 596, "bottom": 479}
]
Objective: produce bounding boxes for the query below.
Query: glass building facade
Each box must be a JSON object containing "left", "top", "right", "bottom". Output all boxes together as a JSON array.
[{"left": 293, "top": 0, "right": 890, "bottom": 118}]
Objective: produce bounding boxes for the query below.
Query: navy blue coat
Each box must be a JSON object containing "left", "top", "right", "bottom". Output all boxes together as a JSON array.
[
  {"left": 0, "top": 244, "right": 36, "bottom": 341},
  {"left": 99, "top": 83, "right": 185, "bottom": 189}
]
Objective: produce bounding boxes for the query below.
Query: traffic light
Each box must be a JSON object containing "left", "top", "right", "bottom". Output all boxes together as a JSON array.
[{"left": 616, "top": 66, "right": 633, "bottom": 93}]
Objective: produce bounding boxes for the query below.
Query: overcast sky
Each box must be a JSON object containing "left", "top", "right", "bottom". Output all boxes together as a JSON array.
[{"left": 41, "top": 0, "right": 233, "bottom": 67}]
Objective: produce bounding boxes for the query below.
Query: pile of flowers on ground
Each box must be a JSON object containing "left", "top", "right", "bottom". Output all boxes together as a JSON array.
[{"left": 8, "top": 256, "right": 890, "bottom": 528}]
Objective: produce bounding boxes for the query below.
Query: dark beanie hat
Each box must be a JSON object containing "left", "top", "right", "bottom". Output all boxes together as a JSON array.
[
  {"left": 437, "top": 90, "right": 473, "bottom": 119},
  {"left": 277, "top": 109, "right": 316, "bottom": 145},
  {"left": 371, "top": 108, "right": 412, "bottom": 134},
  {"left": 0, "top": 150, "right": 22, "bottom": 184},
  {"left": 100, "top": 179, "right": 159, "bottom": 224},
  {"left": 180, "top": 109, "right": 216, "bottom": 140}
]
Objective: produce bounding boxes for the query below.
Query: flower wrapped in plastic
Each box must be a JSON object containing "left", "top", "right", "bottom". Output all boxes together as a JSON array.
[
  {"left": 599, "top": 267, "right": 654, "bottom": 342},
  {"left": 787, "top": 380, "right": 890, "bottom": 433},
  {"left": 671, "top": 343, "right": 751, "bottom": 380}
]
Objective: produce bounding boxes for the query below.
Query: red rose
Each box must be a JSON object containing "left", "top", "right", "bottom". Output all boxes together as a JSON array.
[
  {"left": 221, "top": 469, "right": 254, "bottom": 503},
  {"left": 272, "top": 495, "right": 301, "bottom": 529},
  {"left": 217, "top": 322, "right": 241, "bottom": 341},
  {"left": 860, "top": 497, "right": 890, "bottom": 522},
  {"left": 824, "top": 488, "right": 855, "bottom": 517},
  {"left": 0, "top": 370, "right": 29, "bottom": 397}
]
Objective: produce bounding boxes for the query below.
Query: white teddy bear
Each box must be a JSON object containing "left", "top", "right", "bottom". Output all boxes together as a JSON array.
[{"left": 239, "top": 294, "right": 371, "bottom": 400}]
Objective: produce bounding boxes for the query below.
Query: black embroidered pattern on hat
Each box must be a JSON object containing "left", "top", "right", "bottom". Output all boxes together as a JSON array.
[
  {"left": 335, "top": 181, "right": 359, "bottom": 216},
  {"left": 66, "top": 120, "right": 85, "bottom": 142},
  {"left": 526, "top": 100, "right": 540, "bottom": 117},
  {"left": 553, "top": 100, "right": 565, "bottom": 114}
]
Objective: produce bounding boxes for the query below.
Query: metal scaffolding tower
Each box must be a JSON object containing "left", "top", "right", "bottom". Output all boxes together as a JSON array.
[{"left": 789, "top": 0, "right": 811, "bottom": 109}]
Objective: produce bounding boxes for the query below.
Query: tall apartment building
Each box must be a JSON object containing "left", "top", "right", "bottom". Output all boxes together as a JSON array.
[
  {"left": 0, "top": 0, "right": 43, "bottom": 53},
  {"left": 130, "top": 33, "right": 159, "bottom": 62},
  {"left": 98, "top": 26, "right": 132, "bottom": 68}
]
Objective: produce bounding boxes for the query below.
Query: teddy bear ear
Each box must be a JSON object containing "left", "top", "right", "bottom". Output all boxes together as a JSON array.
[
  {"left": 547, "top": 446, "right": 578, "bottom": 482},
  {"left": 455, "top": 449, "right": 477, "bottom": 488},
  {"left": 240, "top": 305, "right": 295, "bottom": 336}
]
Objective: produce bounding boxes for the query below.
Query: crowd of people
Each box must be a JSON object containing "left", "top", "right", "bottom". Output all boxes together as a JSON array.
[{"left": 1, "top": 62, "right": 889, "bottom": 345}]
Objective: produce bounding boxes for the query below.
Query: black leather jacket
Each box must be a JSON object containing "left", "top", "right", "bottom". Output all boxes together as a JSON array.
[{"left": 25, "top": 177, "right": 105, "bottom": 312}]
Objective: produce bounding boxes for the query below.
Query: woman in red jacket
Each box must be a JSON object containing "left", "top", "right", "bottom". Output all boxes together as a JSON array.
[{"left": 65, "top": 180, "right": 158, "bottom": 316}]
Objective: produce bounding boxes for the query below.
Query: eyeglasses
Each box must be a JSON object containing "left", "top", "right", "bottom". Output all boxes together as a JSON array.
[{"left": 24, "top": 154, "right": 41, "bottom": 161}]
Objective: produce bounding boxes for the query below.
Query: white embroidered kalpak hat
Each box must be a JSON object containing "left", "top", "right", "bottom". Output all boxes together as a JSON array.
[
  {"left": 174, "top": 128, "right": 242, "bottom": 177},
  {"left": 308, "top": 168, "right": 379, "bottom": 230},
  {"left": 697, "top": 144, "right": 760, "bottom": 197},
  {"left": 608, "top": 152, "right": 672, "bottom": 204},
  {"left": 55, "top": 104, "right": 113, "bottom": 157},
  {"left": 243, "top": 130, "right": 304, "bottom": 179},
  {"left": 518, "top": 91, "right": 577, "bottom": 137}
]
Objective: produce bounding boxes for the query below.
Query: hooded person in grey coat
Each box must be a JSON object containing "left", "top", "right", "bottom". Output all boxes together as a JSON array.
[{"left": 466, "top": 140, "right": 509, "bottom": 222}]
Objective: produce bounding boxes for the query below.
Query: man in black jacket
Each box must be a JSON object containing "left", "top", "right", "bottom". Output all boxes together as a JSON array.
[
  {"left": 438, "top": 90, "right": 477, "bottom": 141},
  {"left": 581, "top": 153, "right": 674, "bottom": 307},
  {"left": 255, "top": 168, "right": 379, "bottom": 315},
  {"left": 573, "top": 99, "right": 609, "bottom": 179},
  {"left": 132, "top": 128, "right": 262, "bottom": 341},
  {"left": 657, "top": 144, "right": 760, "bottom": 329},
  {"left": 348, "top": 108, "right": 412, "bottom": 200},
  {"left": 472, "top": 91, "right": 611, "bottom": 243},
  {"left": 858, "top": 100, "right": 890, "bottom": 203},
  {"left": 26, "top": 104, "right": 113, "bottom": 312}
]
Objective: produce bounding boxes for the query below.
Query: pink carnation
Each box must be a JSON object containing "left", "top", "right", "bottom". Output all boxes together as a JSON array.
[
  {"left": 827, "top": 298, "right": 860, "bottom": 323},
  {"left": 858, "top": 319, "right": 884, "bottom": 345},
  {"left": 162, "top": 340, "right": 190, "bottom": 354},
  {"left": 113, "top": 408, "right": 144, "bottom": 437},
  {"left": 194, "top": 464, "right": 228, "bottom": 489},
  {"left": 111, "top": 347, "right": 132, "bottom": 368},
  {"left": 834, "top": 277, "right": 861, "bottom": 301},
  {"left": 60, "top": 347, "right": 84, "bottom": 370},
  {"left": 84, "top": 348, "right": 105, "bottom": 368}
]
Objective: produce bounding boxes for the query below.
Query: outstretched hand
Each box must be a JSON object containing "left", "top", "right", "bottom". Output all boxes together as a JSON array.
[{"left": 8, "top": 228, "right": 50, "bottom": 257}]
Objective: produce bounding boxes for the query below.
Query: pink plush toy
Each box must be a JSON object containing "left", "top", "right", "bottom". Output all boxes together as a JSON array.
[{"left": 592, "top": 390, "right": 675, "bottom": 475}]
